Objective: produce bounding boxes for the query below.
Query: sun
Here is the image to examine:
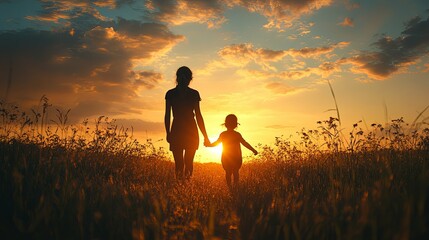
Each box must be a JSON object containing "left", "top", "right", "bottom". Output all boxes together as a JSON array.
[{"left": 206, "top": 144, "right": 223, "bottom": 160}]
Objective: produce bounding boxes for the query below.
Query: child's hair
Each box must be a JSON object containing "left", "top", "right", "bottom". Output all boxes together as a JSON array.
[
  {"left": 224, "top": 114, "right": 239, "bottom": 129},
  {"left": 176, "top": 66, "right": 192, "bottom": 86}
]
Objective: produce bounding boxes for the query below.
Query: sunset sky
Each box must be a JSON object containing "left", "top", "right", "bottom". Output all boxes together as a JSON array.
[{"left": 1, "top": 0, "right": 428, "bottom": 162}]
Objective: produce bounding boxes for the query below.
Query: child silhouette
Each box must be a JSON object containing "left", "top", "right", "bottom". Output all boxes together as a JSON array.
[{"left": 205, "top": 114, "right": 257, "bottom": 189}]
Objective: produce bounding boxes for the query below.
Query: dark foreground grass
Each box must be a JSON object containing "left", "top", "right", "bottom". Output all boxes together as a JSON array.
[
  {"left": 1, "top": 99, "right": 429, "bottom": 239},
  {"left": 1, "top": 140, "right": 429, "bottom": 239}
]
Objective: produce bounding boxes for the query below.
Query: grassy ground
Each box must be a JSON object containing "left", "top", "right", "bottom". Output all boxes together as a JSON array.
[
  {"left": 1, "top": 141, "right": 428, "bottom": 239},
  {"left": 1, "top": 100, "right": 429, "bottom": 239}
]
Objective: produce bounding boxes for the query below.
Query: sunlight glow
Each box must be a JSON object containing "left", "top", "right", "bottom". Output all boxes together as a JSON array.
[{"left": 205, "top": 144, "right": 223, "bottom": 161}]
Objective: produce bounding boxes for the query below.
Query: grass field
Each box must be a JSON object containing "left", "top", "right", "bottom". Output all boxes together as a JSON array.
[{"left": 1, "top": 99, "right": 429, "bottom": 239}]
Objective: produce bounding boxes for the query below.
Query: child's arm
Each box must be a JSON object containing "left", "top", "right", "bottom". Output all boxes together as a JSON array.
[
  {"left": 241, "top": 139, "right": 258, "bottom": 155},
  {"left": 205, "top": 138, "right": 221, "bottom": 147},
  {"left": 205, "top": 133, "right": 223, "bottom": 147}
]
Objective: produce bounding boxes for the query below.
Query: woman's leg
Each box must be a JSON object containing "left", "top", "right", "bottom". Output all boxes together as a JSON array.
[
  {"left": 184, "top": 149, "right": 196, "bottom": 178},
  {"left": 172, "top": 149, "right": 184, "bottom": 180}
]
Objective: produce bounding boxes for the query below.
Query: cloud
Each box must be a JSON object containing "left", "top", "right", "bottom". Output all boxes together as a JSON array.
[
  {"left": 146, "top": 0, "right": 333, "bottom": 29},
  {"left": 283, "top": 21, "right": 315, "bottom": 40},
  {"left": 217, "top": 43, "right": 288, "bottom": 70},
  {"left": 286, "top": 42, "right": 349, "bottom": 58},
  {"left": 315, "top": 61, "right": 342, "bottom": 77},
  {"left": 338, "top": 17, "right": 354, "bottom": 27},
  {"left": 278, "top": 69, "right": 313, "bottom": 80},
  {"left": 265, "top": 82, "right": 301, "bottom": 95},
  {"left": 94, "top": 0, "right": 134, "bottom": 8},
  {"left": 25, "top": 0, "right": 115, "bottom": 24},
  {"left": 297, "top": 21, "right": 314, "bottom": 36},
  {"left": 274, "top": 61, "right": 341, "bottom": 80},
  {"left": 212, "top": 42, "right": 348, "bottom": 72},
  {"left": 0, "top": 18, "right": 184, "bottom": 120},
  {"left": 146, "top": 0, "right": 226, "bottom": 28},
  {"left": 26, "top": 0, "right": 333, "bottom": 30},
  {"left": 343, "top": 15, "right": 429, "bottom": 79},
  {"left": 24, "top": 0, "right": 135, "bottom": 31},
  {"left": 234, "top": 59, "right": 341, "bottom": 84},
  {"left": 132, "top": 70, "right": 163, "bottom": 89},
  {"left": 199, "top": 41, "right": 347, "bottom": 82},
  {"left": 227, "top": 0, "right": 333, "bottom": 30}
]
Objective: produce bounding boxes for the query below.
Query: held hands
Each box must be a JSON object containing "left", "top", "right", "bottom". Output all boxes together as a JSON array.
[{"left": 203, "top": 137, "right": 211, "bottom": 147}]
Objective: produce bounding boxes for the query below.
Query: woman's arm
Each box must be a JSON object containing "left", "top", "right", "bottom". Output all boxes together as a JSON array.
[
  {"left": 164, "top": 100, "right": 172, "bottom": 143},
  {"left": 194, "top": 102, "right": 209, "bottom": 144}
]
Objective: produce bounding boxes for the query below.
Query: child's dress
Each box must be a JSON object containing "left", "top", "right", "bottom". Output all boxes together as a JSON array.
[{"left": 216, "top": 130, "right": 246, "bottom": 171}]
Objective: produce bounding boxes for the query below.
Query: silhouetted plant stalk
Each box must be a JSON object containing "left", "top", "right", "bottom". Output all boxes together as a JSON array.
[
  {"left": 0, "top": 98, "right": 165, "bottom": 159},
  {"left": 258, "top": 116, "right": 429, "bottom": 162}
]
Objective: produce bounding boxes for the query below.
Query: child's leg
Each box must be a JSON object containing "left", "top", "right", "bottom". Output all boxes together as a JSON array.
[
  {"left": 225, "top": 169, "right": 232, "bottom": 188},
  {"left": 232, "top": 169, "right": 239, "bottom": 187},
  {"left": 184, "top": 149, "right": 196, "bottom": 178},
  {"left": 172, "top": 150, "right": 184, "bottom": 179}
]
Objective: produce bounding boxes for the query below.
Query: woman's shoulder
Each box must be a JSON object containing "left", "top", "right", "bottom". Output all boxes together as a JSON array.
[
  {"left": 188, "top": 87, "right": 200, "bottom": 94},
  {"left": 165, "top": 88, "right": 176, "bottom": 99},
  {"left": 187, "top": 87, "right": 201, "bottom": 100},
  {"left": 166, "top": 87, "right": 177, "bottom": 93}
]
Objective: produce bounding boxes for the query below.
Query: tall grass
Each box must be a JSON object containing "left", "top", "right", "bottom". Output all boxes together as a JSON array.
[{"left": 1, "top": 98, "right": 429, "bottom": 239}]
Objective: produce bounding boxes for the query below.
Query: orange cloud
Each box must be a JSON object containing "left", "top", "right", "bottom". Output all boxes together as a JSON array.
[
  {"left": 274, "top": 62, "right": 340, "bottom": 80},
  {"left": 235, "top": 61, "right": 340, "bottom": 82},
  {"left": 93, "top": 0, "right": 122, "bottom": 8},
  {"left": 27, "top": 0, "right": 335, "bottom": 31},
  {"left": 146, "top": 0, "right": 333, "bottom": 29},
  {"left": 339, "top": 17, "right": 354, "bottom": 27},
  {"left": 217, "top": 42, "right": 348, "bottom": 69},
  {"left": 316, "top": 61, "right": 341, "bottom": 77},
  {"left": 217, "top": 43, "right": 289, "bottom": 70},
  {"left": 200, "top": 41, "right": 348, "bottom": 80},
  {"left": 217, "top": 44, "right": 256, "bottom": 66},
  {"left": 146, "top": 0, "right": 226, "bottom": 28},
  {"left": 132, "top": 71, "right": 163, "bottom": 89},
  {"left": 227, "top": 0, "right": 333, "bottom": 29},
  {"left": 25, "top": 0, "right": 114, "bottom": 24},
  {"left": 265, "top": 82, "right": 299, "bottom": 95},
  {"left": 286, "top": 42, "right": 350, "bottom": 58}
]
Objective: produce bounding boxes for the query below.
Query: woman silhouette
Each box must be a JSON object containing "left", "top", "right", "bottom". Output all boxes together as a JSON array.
[{"left": 164, "top": 66, "right": 209, "bottom": 179}]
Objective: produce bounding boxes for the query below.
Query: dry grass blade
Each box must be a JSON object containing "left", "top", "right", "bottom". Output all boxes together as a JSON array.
[
  {"left": 411, "top": 104, "right": 429, "bottom": 128},
  {"left": 327, "top": 79, "right": 341, "bottom": 126},
  {"left": 384, "top": 100, "right": 389, "bottom": 127},
  {"left": 5, "top": 58, "right": 13, "bottom": 101}
]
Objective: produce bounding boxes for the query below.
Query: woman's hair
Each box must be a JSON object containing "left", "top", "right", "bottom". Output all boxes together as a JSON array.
[
  {"left": 176, "top": 66, "right": 193, "bottom": 86},
  {"left": 224, "top": 114, "right": 238, "bottom": 129}
]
